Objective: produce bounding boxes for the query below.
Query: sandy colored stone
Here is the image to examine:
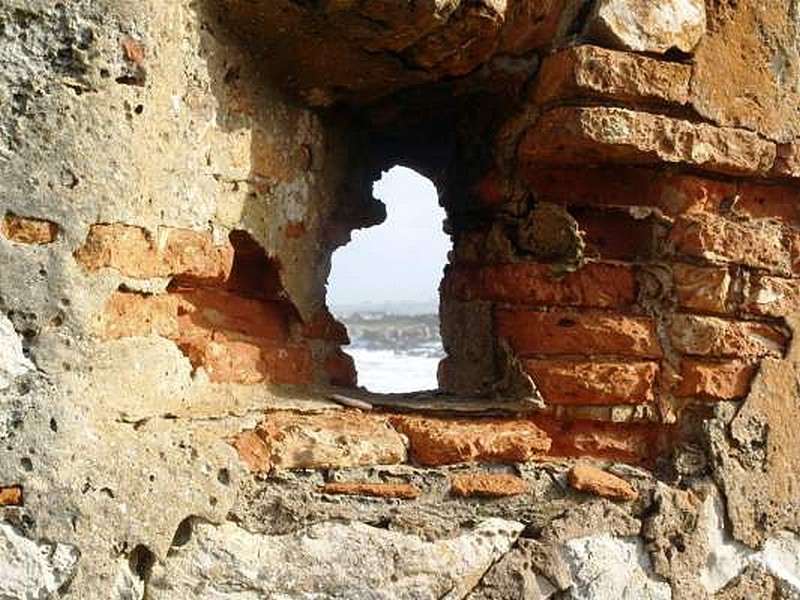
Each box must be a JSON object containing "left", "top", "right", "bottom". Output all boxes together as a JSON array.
[
  {"left": 519, "top": 106, "right": 776, "bottom": 176},
  {"left": 673, "top": 263, "right": 731, "bottom": 314},
  {"left": 444, "top": 262, "right": 635, "bottom": 308},
  {"left": 669, "top": 314, "right": 787, "bottom": 358},
  {"left": 524, "top": 359, "right": 658, "bottom": 405},
  {"left": 586, "top": 0, "right": 706, "bottom": 54},
  {"left": 148, "top": 518, "right": 524, "bottom": 600},
  {"left": 75, "top": 223, "right": 233, "bottom": 281},
  {"left": 670, "top": 213, "right": 793, "bottom": 275},
  {"left": 774, "top": 140, "right": 800, "bottom": 178},
  {"left": 675, "top": 359, "right": 757, "bottom": 401},
  {"left": 319, "top": 482, "right": 420, "bottom": 500},
  {"left": 233, "top": 410, "right": 407, "bottom": 472},
  {"left": 390, "top": 414, "right": 551, "bottom": 467},
  {"left": 1, "top": 214, "right": 58, "bottom": 244},
  {"left": 496, "top": 309, "right": 662, "bottom": 358},
  {"left": 450, "top": 473, "right": 528, "bottom": 498},
  {"left": 0, "top": 485, "right": 22, "bottom": 506},
  {"left": 535, "top": 45, "right": 691, "bottom": 106},
  {"left": 568, "top": 463, "right": 638, "bottom": 501}
]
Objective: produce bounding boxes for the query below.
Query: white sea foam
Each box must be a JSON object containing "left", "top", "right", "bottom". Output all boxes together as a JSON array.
[{"left": 348, "top": 348, "right": 441, "bottom": 393}]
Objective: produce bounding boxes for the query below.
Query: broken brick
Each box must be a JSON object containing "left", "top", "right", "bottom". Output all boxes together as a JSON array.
[{"left": 450, "top": 473, "right": 528, "bottom": 498}]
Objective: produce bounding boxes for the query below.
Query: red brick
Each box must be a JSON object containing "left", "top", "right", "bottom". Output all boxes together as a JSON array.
[
  {"left": 668, "top": 314, "right": 787, "bottom": 358},
  {"left": 675, "top": 359, "right": 757, "bottom": 401},
  {"left": 535, "top": 416, "right": 668, "bottom": 465},
  {"left": 524, "top": 359, "right": 658, "bottom": 405},
  {"left": 523, "top": 167, "right": 735, "bottom": 217},
  {"left": 174, "top": 288, "right": 290, "bottom": 341},
  {"left": 389, "top": 414, "right": 551, "bottom": 466},
  {"left": 189, "top": 338, "right": 313, "bottom": 385},
  {"left": 101, "top": 292, "right": 181, "bottom": 339},
  {"left": 450, "top": 473, "right": 528, "bottom": 498},
  {"left": 495, "top": 309, "right": 662, "bottom": 358},
  {"left": 672, "top": 263, "right": 731, "bottom": 314},
  {"left": 519, "top": 106, "right": 776, "bottom": 176},
  {"left": 2, "top": 214, "right": 58, "bottom": 245},
  {"left": 233, "top": 411, "right": 407, "bottom": 472},
  {"left": 0, "top": 485, "right": 22, "bottom": 506},
  {"left": 443, "top": 262, "right": 635, "bottom": 308},
  {"left": 534, "top": 45, "right": 691, "bottom": 106},
  {"left": 744, "top": 275, "right": 800, "bottom": 317},
  {"left": 319, "top": 482, "right": 419, "bottom": 499},
  {"left": 75, "top": 224, "right": 233, "bottom": 281},
  {"left": 471, "top": 169, "right": 507, "bottom": 207},
  {"left": 670, "top": 214, "right": 792, "bottom": 274},
  {"left": 737, "top": 182, "right": 800, "bottom": 226},
  {"left": 568, "top": 464, "right": 637, "bottom": 501}
]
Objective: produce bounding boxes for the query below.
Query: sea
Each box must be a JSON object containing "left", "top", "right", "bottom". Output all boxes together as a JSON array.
[{"left": 336, "top": 312, "right": 444, "bottom": 393}]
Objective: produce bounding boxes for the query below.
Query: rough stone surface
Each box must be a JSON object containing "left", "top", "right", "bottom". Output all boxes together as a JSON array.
[
  {"left": 707, "top": 315, "right": 800, "bottom": 546},
  {"left": 450, "top": 472, "right": 529, "bottom": 498},
  {"left": 0, "top": 522, "right": 80, "bottom": 599},
  {"left": 561, "top": 534, "right": 672, "bottom": 599},
  {"left": 568, "top": 463, "right": 638, "bottom": 501},
  {"left": 233, "top": 410, "right": 408, "bottom": 472},
  {"left": 519, "top": 107, "right": 776, "bottom": 176},
  {"left": 668, "top": 314, "right": 787, "bottom": 358},
  {"left": 391, "top": 415, "right": 551, "bottom": 466},
  {"left": 149, "top": 518, "right": 524, "bottom": 599},
  {"left": 691, "top": 0, "right": 800, "bottom": 142},
  {"left": 675, "top": 360, "right": 757, "bottom": 401},
  {"left": 586, "top": 0, "right": 706, "bottom": 53}
]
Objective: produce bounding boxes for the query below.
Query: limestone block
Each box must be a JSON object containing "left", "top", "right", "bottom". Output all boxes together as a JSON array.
[{"left": 148, "top": 518, "right": 524, "bottom": 599}]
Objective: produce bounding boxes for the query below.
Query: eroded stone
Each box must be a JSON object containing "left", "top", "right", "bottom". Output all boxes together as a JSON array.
[
  {"left": 148, "top": 518, "right": 524, "bottom": 599},
  {"left": 450, "top": 472, "right": 529, "bottom": 498}
]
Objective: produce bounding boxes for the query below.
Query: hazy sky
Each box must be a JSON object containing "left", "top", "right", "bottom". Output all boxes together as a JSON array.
[{"left": 327, "top": 166, "right": 451, "bottom": 312}]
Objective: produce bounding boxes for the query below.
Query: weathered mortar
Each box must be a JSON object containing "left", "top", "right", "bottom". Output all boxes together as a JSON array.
[{"left": 2, "top": 0, "right": 800, "bottom": 598}]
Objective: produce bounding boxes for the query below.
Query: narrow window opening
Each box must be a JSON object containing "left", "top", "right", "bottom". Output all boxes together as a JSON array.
[{"left": 327, "top": 166, "right": 450, "bottom": 393}]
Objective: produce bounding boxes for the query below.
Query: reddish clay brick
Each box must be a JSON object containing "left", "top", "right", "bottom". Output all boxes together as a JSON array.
[
  {"left": 75, "top": 223, "right": 233, "bottom": 281},
  {"left": 675, "top": 359, "right": 757, "bottom": 401},
  {"left": 668, "top": 314, "right": 787, "bottom": 358},
  {"left": 496, "top": 309, "right": 662, "bottom": 358},
  {"left": 744, "top": 275, "right": 800, "bottom": 317},
  {"left": 233, "top": 411, "right": 407, "bottom": 472},
  {"left": 670, "top": 214, "right": 792, "bottom": 274},
  {"left": 471, "top": 169, "right": 507, "bottom": 207},
  {"left": 101, "top": 292, "right": 181, "bottom": 339},
  {"left": 570, "top": 206, "right": 655, "bottom": 261},
  {"left": 1, "top": 214, "right": 58, "bottom": 245},
  {"left": 389, "top": 414, "right": 551, "bottom": 466},
  {"left": 174, "top": 288, "right": 290, "bottom": 341},
  {"left": 737, "top": 182, "right": 800, "bottom": 226},
  {"left": 523, "top": 168, "right": 735, "bottom": 217},
  {"left": 535, "top": 416, "right": 668, "bottom": 465},
  {"left": 319, "top": 482, "right": 420, "bottom": 499},
  {"left": 673, "top": 263, "right": 731, "bottom": 314},
  {"left": 450, "top": 473, "right": 528, "bottom": 498},
  {"left": 519, "top": 106, "right": 776, "bottom": 176},
  {"left": 568, "top": 463, "right": 637, "bottom": 501},
  {"left": 324, "top": 349, "right": 357, "bottom": 387},
  {"left": 0, "top": 485, "right": 22, "bottom": 506},
  {"left": 525, "top": 359, "right": 658, "bottom": 405},
  {"left": 534, "top": 45, "right": 691, "bottom": 107},
  {"left": 186, "top": 338, "right": 313, "bottom": 385},
  {"left": 443, "top": 262, "right": 635, "bottom": 308}
]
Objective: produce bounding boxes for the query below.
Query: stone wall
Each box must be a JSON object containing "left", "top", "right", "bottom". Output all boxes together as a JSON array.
[{"left": 2, "top": 0, "right": 800, "bottom": 598}]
